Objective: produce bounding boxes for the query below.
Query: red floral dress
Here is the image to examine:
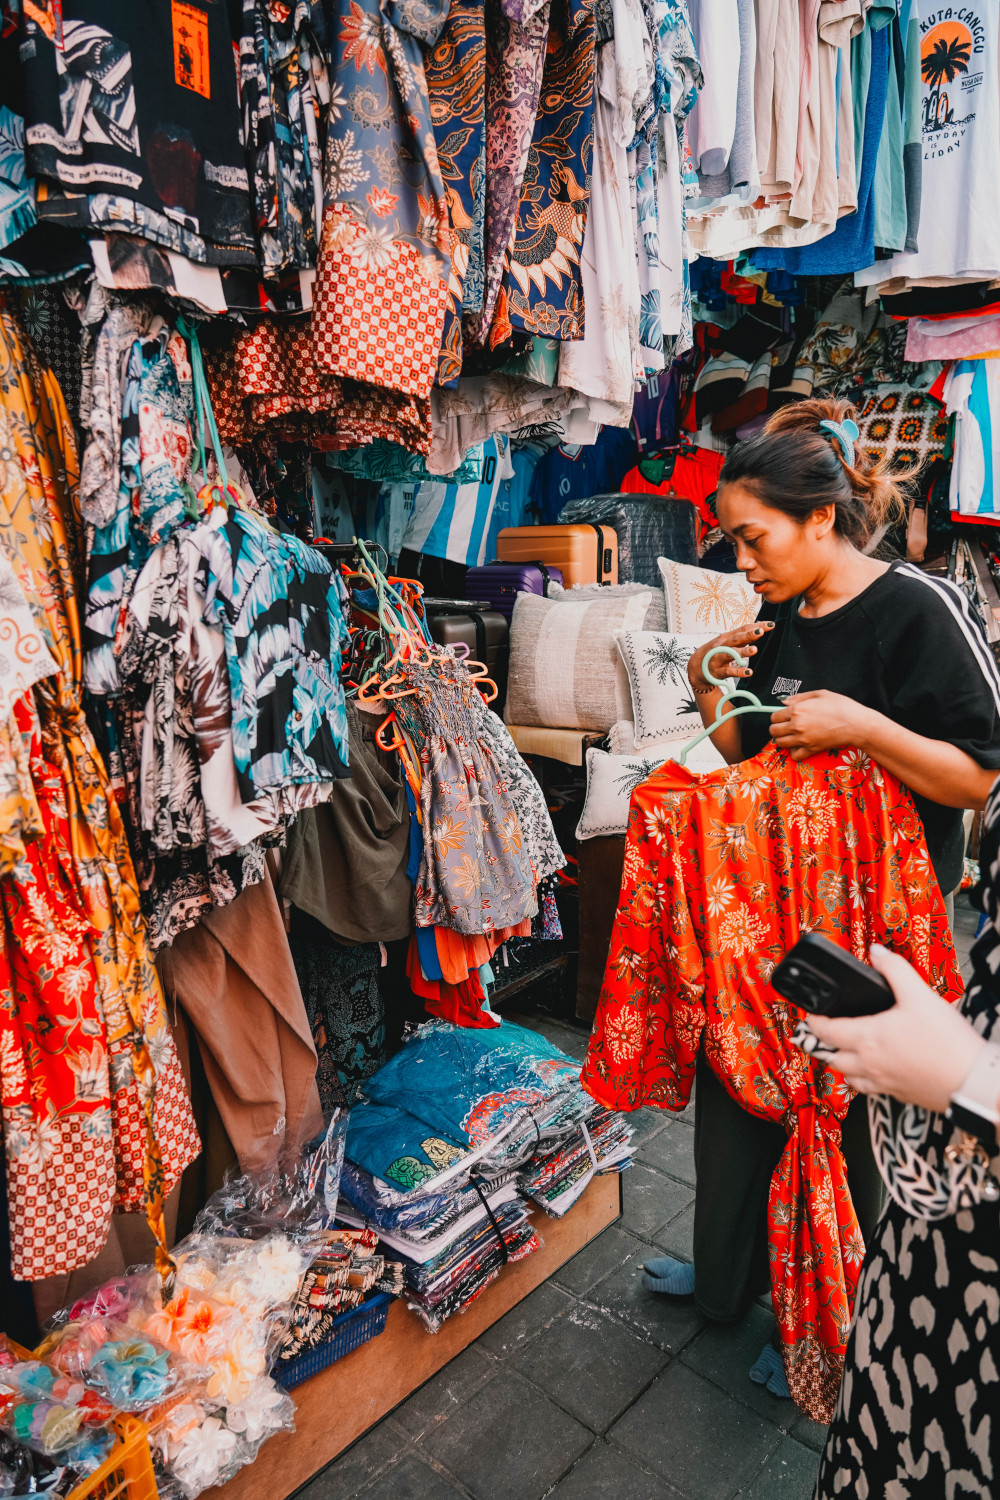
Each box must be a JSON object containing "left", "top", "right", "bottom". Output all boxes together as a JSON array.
[{"left": 581, "top": 745, "right": 962, "bottom": 1422}]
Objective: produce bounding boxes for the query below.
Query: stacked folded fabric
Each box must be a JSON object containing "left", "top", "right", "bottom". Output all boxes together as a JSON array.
[{"left": 337, "top": 1021, "right": 634, "bottom": 1329}]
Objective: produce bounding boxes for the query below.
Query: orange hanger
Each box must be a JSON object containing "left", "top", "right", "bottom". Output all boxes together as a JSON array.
[
  {"left": 476, "top": 678, "right": 498, "bottom": 703},
  {"left": 376, "top": 713, "right": 406, "bottom": 753}
]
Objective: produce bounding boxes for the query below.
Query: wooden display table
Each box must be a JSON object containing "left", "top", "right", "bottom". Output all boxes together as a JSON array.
[{"left": 206, "top": 1173, "right": 622, "bottom": 1500}]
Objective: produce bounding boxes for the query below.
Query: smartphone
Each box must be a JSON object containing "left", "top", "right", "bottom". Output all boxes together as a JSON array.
[{"left": 770, "top": 932, "right": 894, "bottom": 1018}]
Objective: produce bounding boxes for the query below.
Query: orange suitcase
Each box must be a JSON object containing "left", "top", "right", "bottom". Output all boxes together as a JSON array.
[{"left": 495, "top": 524, "right": 618, "bottom": 587}]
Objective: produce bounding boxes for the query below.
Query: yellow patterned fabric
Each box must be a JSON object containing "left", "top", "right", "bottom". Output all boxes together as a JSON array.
[{"left": 0, "top": 297, "right": 200, "bottom": 1278}]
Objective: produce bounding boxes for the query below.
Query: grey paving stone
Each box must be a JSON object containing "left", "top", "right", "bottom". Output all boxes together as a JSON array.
[
  {"left": 299, "top": 1420, "right": 408, "bottom": 1499},
  {"left": 636, "top": 1122, "right": 696, "bottom": 1186},
  {"left": 680, "top": 1303, "right": 798, "bottom": 1423},
  {"left": 476, "top": 1279, "right": 574, "bottom": 1358},
  {"left": 622, "top": 1164, "right": 694, "bottom": 1240},
  {"left": 421, "top": 1372, "right": 592, "bottom": 1500},
  {"left": 392, "top": 1346, "right": 499, "bottom": 1439},
  {"left": 630, "top": 1108, "right": 672, "bottom": 1147},
  {"left": 551, "top": 1225, "right": 641, "bottom": 1297},
  {"left": 550, "top": 1441, "right": 684, "bottom": 1499},
  {"left": 737, "top": 1438, "right": 820, "bottom": 1499},
  {"left": 653, "top": 1201, "right": 694, "bottom": 1262},
  {"left": 358, "top": 1452, "right": 467, "bottom": 1500},
  {"left": 585, "top": 1242, "right": 705, "bottom": 1353},
  {"left": 791, "top": 1412, "right": 830, "bottom": 1455},
  {"left": 513, "top": 1299, "right": 669, "bottom": 1432},
  {"left": 608, "top": 1364, "right": 779, "bottom": 1500}
]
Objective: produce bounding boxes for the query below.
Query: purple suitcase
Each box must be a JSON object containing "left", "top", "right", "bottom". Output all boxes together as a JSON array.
[{"left": 464, "top": 561, "right": 564, "bottom": 621}]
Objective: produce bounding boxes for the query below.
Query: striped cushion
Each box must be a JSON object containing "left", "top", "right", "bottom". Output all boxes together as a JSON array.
[{"left": 505, "top": 589, "right": 654, "bottom": 731}]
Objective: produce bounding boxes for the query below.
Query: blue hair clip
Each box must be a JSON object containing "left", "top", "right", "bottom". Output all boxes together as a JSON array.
[{"left": 819, "top": 417, "right": 860, "bottom": 466}]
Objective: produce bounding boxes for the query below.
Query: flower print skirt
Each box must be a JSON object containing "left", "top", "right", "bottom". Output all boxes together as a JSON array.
[{"left": 394, "top": 661, "right": 538, "bottom": 935}]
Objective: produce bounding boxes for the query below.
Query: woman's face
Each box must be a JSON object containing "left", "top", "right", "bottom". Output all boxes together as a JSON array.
[{"left": 715, "top": 482, "right": 835, "bottom": 603}]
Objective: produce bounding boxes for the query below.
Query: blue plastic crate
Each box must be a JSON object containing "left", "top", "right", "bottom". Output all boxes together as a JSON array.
[{"left": 275, "top": 1292, "right": 393, "bottom": 1390}]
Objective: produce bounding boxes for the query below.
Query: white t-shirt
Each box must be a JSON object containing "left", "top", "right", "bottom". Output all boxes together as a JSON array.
[{"left": 856, "top": 2, "right": 1000, "bottom": 285}]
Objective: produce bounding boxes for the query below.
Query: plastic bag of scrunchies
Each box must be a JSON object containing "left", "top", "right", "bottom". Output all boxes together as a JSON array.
[{"left": 34, "top": 1317, "right": 202, "bottom": 1416}]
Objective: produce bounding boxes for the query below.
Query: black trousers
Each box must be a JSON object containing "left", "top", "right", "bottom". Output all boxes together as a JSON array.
[{"left": 691, "top": 1049, "right": 885, "bottom": 1323}]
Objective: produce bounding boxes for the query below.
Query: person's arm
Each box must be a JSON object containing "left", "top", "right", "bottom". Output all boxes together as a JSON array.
[
  {"left": 769, "top": 692, "right": 999, "bottom": 810},
  {"left": 806, "top": 946, "right": 1000, "bottom": 1143},
  {"left": 686, "top": 621, "right": 776, "bottom": 766}
]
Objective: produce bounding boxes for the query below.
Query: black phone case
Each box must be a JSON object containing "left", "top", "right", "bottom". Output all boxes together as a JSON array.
[{"left": 771, "top": 932, "right": 894, "bottom": 1018}]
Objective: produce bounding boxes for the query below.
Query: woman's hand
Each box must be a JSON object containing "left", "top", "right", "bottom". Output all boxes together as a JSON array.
[
  {"left": 688, "top": 621, "right": 775, "bottom": 690},
  {"left": 805, "top": 945, "right": 983, "bottom": 1113},
  {"left": 769, "top": 689, "right": 875, "bottom": 761}
]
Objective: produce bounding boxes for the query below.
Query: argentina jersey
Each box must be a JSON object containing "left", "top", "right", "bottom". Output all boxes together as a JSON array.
[{"left": 400, "top": 437, "right": 514, "bottom": 566}]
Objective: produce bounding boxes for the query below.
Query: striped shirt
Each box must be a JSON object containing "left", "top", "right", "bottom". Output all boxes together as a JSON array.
[{"left": 399, "top": 437, "right": 514, "bottom": 566}]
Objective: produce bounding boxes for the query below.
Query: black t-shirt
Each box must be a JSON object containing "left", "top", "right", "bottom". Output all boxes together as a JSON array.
[{"left": 742, "top": 561, "right": 1000, "bottom": 894}]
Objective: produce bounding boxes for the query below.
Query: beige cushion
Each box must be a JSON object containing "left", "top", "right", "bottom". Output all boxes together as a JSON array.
[
  {"left": 549, "top": 580, "right": 667, "bottom": 632},
  {"left": 505, "top": 589, "right": 653, "bottom": 732},
  {"left": 658, "top": 557, "right": 760, "bottom": 633}
]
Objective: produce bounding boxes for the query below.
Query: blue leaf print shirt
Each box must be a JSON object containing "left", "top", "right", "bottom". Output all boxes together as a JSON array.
[{"left": 193, "top": 511, "right": 351, "bottom": 799}]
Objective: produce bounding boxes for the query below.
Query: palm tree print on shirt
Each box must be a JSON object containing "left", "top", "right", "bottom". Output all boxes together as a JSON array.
[{"left": 920, "top": 20, "right": 977, "bottom": 134}]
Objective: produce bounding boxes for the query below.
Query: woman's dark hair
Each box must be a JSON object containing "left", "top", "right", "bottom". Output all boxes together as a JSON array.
[{"left": 717, "top": 397, "right": 911, "bottom": 545}]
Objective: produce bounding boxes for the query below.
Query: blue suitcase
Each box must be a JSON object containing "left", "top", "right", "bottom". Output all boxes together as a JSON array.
[{"left": 464, "top": 561, "right": 564, "bottom": 621}]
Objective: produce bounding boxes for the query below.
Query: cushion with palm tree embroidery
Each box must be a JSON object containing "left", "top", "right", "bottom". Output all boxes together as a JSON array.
[
  {"left": 615, "top": 628, "right": 715, "bottom": 751},
  {"left": 576, "top": 740, "right": 725, "bottom": 841},
  {"left": 658, "top": 557, "right": 759, "bottom": 633}
]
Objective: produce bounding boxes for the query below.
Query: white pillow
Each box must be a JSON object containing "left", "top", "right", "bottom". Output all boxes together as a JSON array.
[
  {"left": 576, "top": 740, "right": 726, "bottom": 841},
  {"left": 658, "top": 557, "right": 760, "bottom": 633},
  {"left": 549, "top": 580, "right": 667, "bottom": 632},
  {"left": 615, "top": 629, "right": 714, "bottom": 752},
  {"left": 607, "top": 719, "right": 637, "bottom": 755}
]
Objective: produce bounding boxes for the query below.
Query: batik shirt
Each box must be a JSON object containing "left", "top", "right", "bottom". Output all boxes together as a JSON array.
[
  {"left": 464, "top": 0, "right": 552, "bottom": 346},
  {"left": 505, "top": 0, "right": 597, "bottom": 340},
  {"left": 22, "top": 0, "right": 255, "bottom": 265},
  {"left": 426, "top": 0, "right": 487, "bottom": 383},
  {"left": 0, "top": 299, "right": 200, "bottom": 1276},
  {"left": 311, "top": 0, "right": 452, "bottom": 400},
  {"left": 581, "top": 745, "right": 962, "bottom": 1423},
  {"left": 240, "top": 0, "right": 331, "bottom": 277},
  {"left": 193, "top": 509, "right": 350, "bottom": 800}
]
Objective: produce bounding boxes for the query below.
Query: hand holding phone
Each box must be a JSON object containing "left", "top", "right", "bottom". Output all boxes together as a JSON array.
[{"left": 770, "top": 932, "right": 894, "bottom": 1018}]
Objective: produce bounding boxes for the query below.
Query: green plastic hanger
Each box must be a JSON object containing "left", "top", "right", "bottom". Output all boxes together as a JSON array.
[{"left": 677, "top": 645, "right": 785, "bottom": 766}]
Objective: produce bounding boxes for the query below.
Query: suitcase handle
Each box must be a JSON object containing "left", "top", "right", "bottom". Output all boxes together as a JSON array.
[{"left": 587, "top": 525, "right": 612, "bottom": 584}]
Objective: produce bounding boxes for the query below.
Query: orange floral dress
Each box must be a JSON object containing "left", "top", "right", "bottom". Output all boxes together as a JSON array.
[
  {"left": 581, "top": 744, "right": 961, "bottom": 1421},
  {"left": 0, "top": 299, "right": 199, "bottom": 1279}
]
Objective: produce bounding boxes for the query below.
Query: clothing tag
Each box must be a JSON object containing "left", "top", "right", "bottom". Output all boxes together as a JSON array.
[
  {"left": 299, "top": 269, "right": 316, "bottom": 310},
  {"left": 172, "top": 1, "right": 211, "bottom": 98}
]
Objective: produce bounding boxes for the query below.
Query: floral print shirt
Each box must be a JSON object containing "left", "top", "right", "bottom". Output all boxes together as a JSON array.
[
  {"left": 240, "top": 0, "right": 331, "bottom": 278},
  {"left": 311, "top": 0, "right": 453, "bottom": 400},
  {"left": 82, "top": 322, "right": 195, "bottom": 696},
  {"left": 581, "top": 745, "right": 962, "bottom": 1422},
  {"left": 192, "top": 509, "right": 350, "bottom": 800}
]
